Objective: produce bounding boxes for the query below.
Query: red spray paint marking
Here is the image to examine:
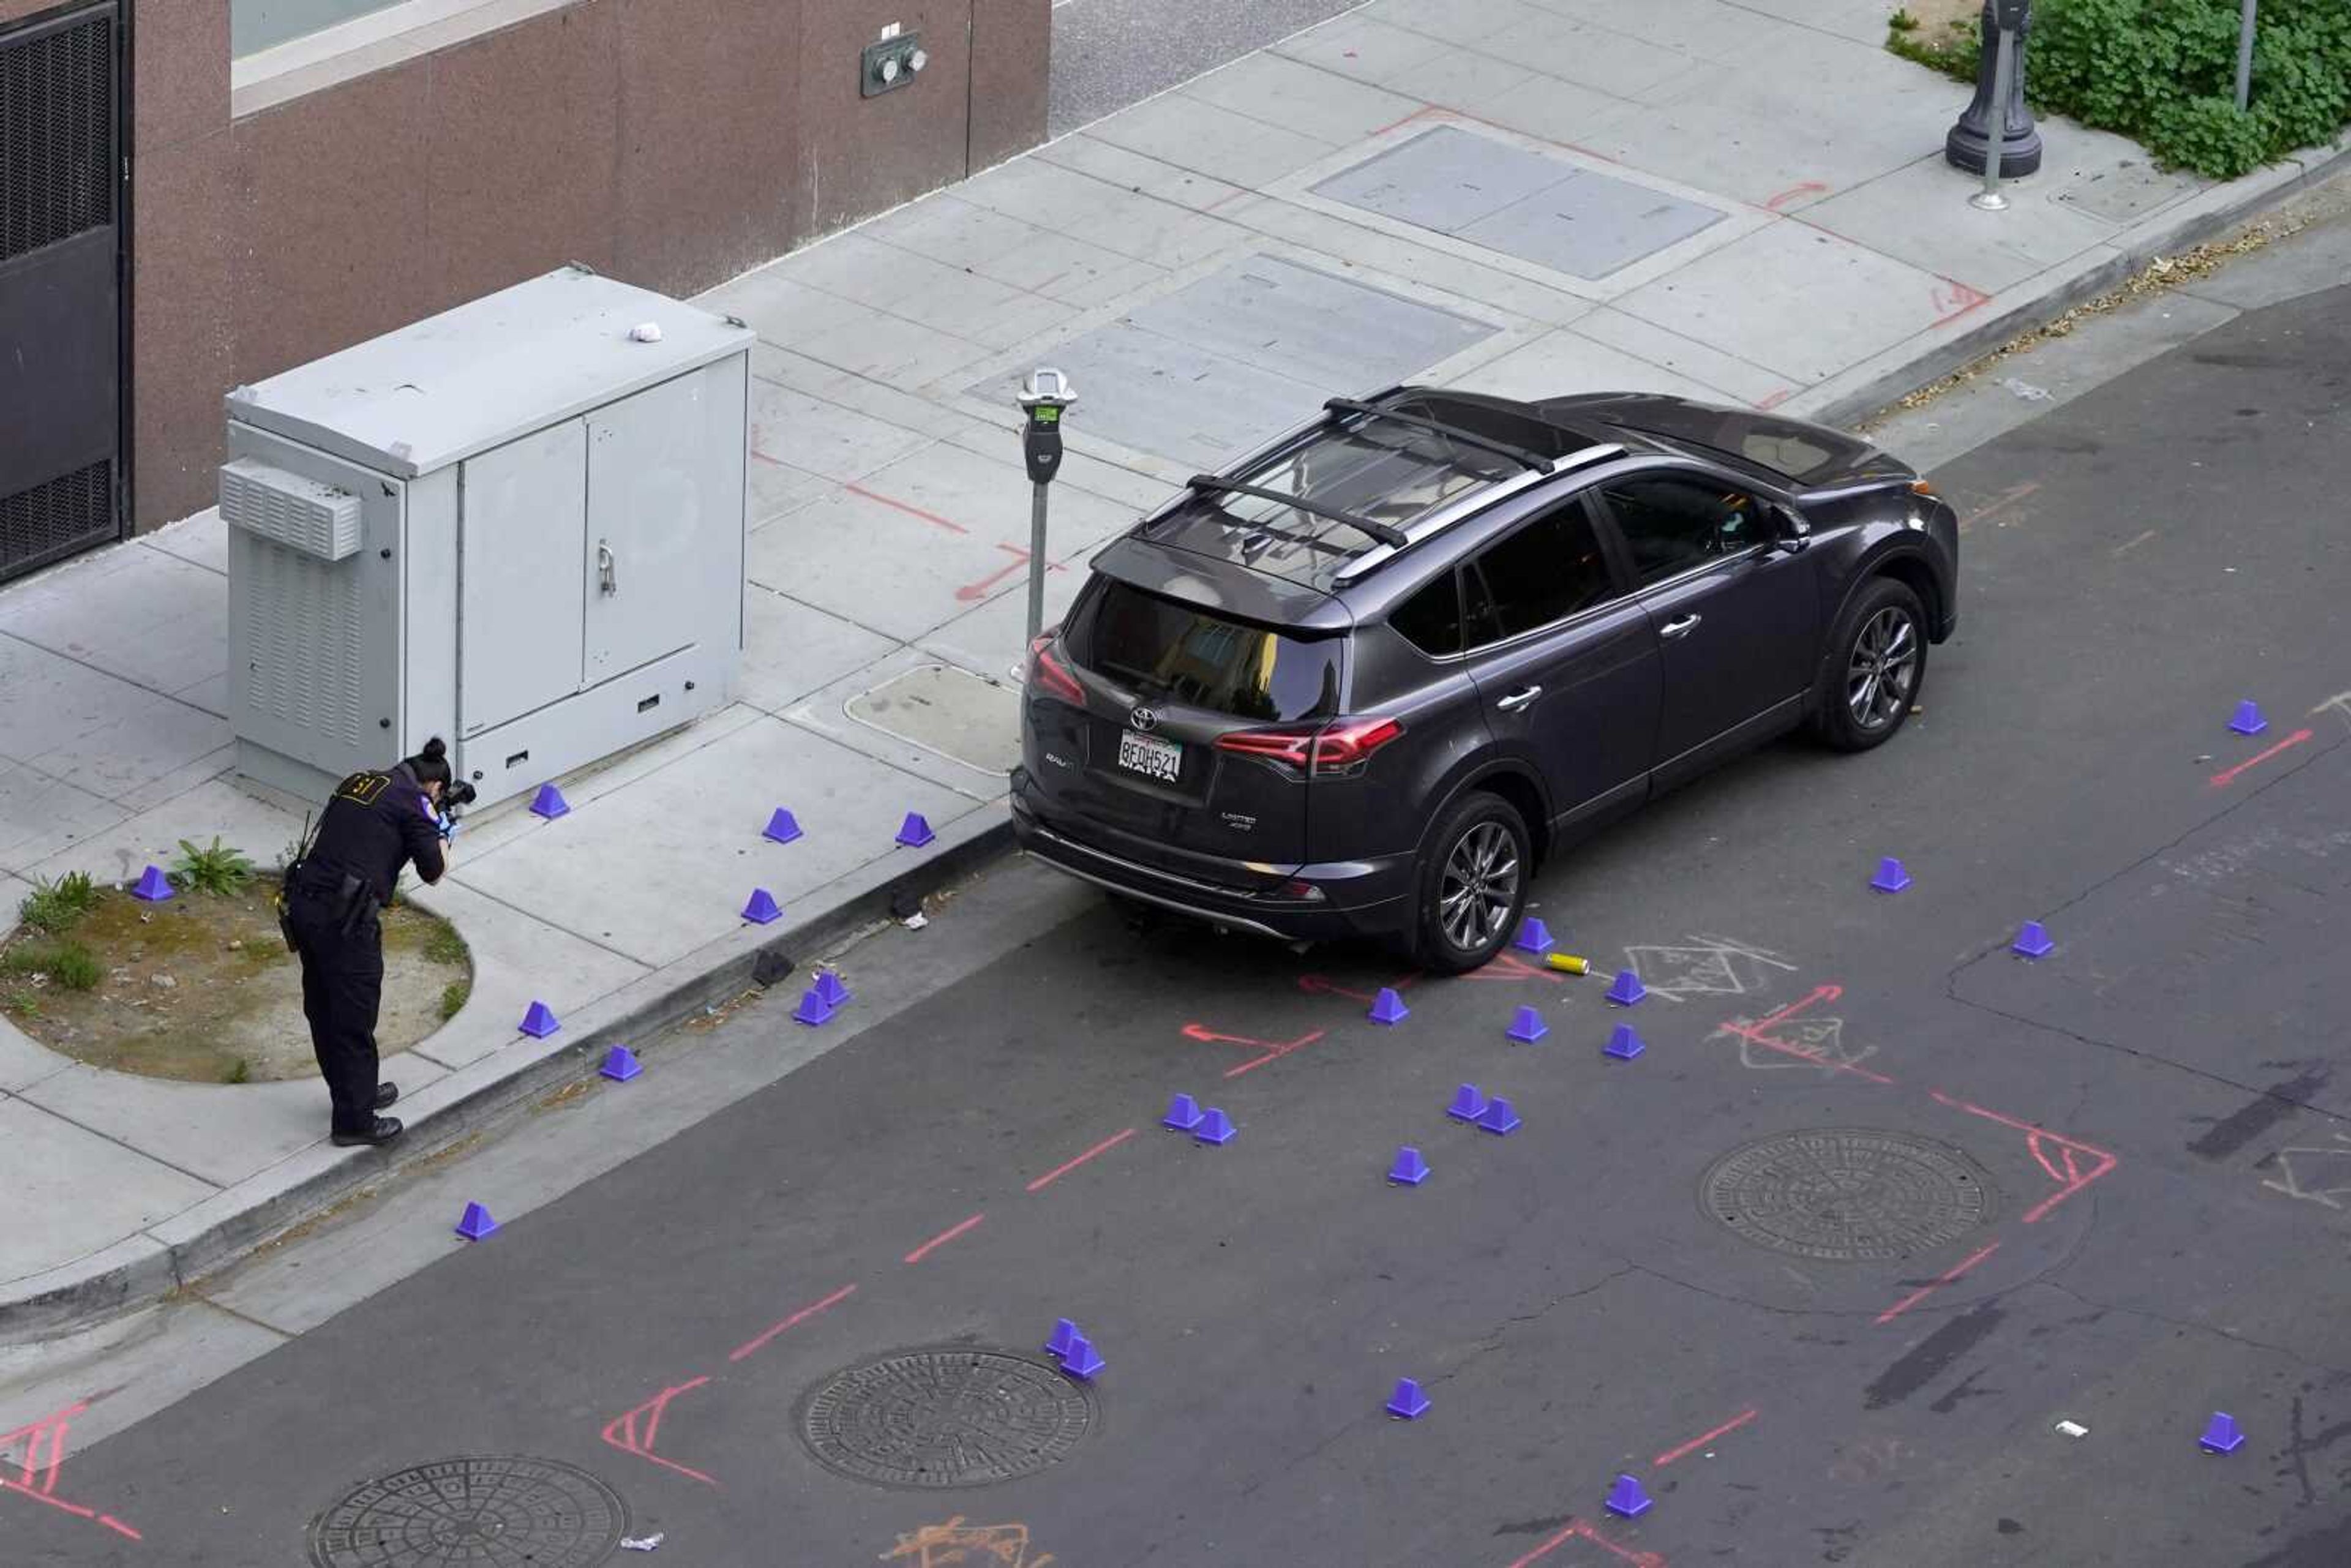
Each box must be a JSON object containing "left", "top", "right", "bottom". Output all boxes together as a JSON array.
[
  {"left": 1504, "top": 1517, "right": 1668, "bottom": 1568},
  {"left": 2210, "top": 728, "right": 2313, "bottom": 789},
  {"left": 905, "top": 1212, "right": 988, "bottom": 1265},
  {"left": 729, "top": 1282, "right": 858, "bottom": 1364},
  {"left": 1930, "top": 278, "right": 1993, "bottom": 326},
  {"left": 1874, "top": 1240, "right": 2002, "bottom": 1325},
  {"left": 956, "top": 542, "right": 1067, "bottom": 602},
  {"left": 1930, "top": 1091, "right": 2118, "bottom": 1223},
  {"left": 1958, "top": 480, "right": 2041, "bottom": 532},
  {"left": 1368, "top": 102, "right": 1449, "bottom": 140},
  {"left": 1180, "top": 1022, "right": 1329, "bottom": 1078},
  {"left": 0, "top": 1400, "right": 140, "bottom": 1541},
  {"left": 1455, "top": 951, "right": 1565, "bottom": 985},
  {"left": 1653, "top": 1406, "right": 1758, "bottom": 1467},
  {"left": 1715, "top": 985, "right": 1892, "bottom": 1084},
  {"left": 1027, "top": 1127, "right": 1138, "bottom": 1192},
  {"left": 601, "top": 1378, "right": 720, "bottom": 1488},
  {"left": 1764, "top": 180, "right": 1829, "bottom": 211},
  {"left": 1753, "top": 388, "right": 1796, "bottom": 411},
  {"left": 844, "top": 481, "right": 970, "bottom": 536},
  {"left": 1296, "top": 970, "right": 1420, "bottom": 1003}
]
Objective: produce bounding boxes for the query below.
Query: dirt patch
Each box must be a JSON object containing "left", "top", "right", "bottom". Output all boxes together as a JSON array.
[
  {"left": 1, "top": 879, "right": 471, "bottom": 1084},
  {"left": 1895, "top": 0, "right": 1981, "bottom": 40}
]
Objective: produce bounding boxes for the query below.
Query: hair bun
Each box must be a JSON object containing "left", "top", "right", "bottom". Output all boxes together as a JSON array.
[{"left": 421, "top": 736, "right": 448, "bottom": 759}]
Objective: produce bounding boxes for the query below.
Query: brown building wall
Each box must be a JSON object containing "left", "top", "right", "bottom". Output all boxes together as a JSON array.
[{"left": 6, "top": 0, "right": 1049, "bottom": 530}]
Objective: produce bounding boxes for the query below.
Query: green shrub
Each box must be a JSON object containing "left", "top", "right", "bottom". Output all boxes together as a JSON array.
[
  {"left": 18, "top": 871, "right": 99, "bottom": 935},
  {"left": 173, "top": 836, "right": 255, "bottom": 897},
  {"left": 2021, "top": 0, "right": 2351, "bottom": 178}
]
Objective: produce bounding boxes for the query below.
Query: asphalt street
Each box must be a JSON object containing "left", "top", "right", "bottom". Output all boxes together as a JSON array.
[{"left": 12, "top": 262, "right": 2351, "bottom": 1568}]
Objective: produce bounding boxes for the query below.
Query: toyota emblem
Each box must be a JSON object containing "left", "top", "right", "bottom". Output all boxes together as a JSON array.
[{"left": 1128, "top": 707, "right": 1160, "bottom": 733}]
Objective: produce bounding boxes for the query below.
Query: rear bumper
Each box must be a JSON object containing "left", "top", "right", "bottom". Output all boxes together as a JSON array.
[{"left": 1010, "top": 776, "right": 1414, "bottom": 944}]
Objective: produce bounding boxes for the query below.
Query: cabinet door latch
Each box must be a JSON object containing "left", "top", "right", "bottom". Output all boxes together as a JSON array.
[{"left": 597, "top": 541, "right": 618, "bottom": 596}]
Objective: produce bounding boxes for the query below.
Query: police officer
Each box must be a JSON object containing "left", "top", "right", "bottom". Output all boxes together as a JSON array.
[{"left": 285, "top": 737, "right": 454, "bottom": 1146}]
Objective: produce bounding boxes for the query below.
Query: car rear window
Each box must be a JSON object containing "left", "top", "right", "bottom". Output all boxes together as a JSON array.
[{"left": 1074, "top": 580, "right": 1342, "bottom": 722}]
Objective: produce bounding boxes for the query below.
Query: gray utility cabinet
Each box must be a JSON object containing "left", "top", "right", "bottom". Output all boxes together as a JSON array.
[{"left": 220, "top": 266, "right": 754, "bottom": 810}]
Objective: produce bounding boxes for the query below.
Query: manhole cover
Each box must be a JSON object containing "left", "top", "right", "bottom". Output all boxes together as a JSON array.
[
  {"left": 800, "top": 1348, "right": 1094, "bottom": 1488},
  {"left": 1703, "top": 1129, "right": 1996, "bottom": 1261},
  {"left": 306, "top": 1455, "right": 626, "bottom": 1567}
]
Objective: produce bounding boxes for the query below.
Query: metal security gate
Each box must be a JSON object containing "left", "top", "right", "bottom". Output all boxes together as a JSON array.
[{"left": 0, "top": 1, "right": 125, "bottom": 584}]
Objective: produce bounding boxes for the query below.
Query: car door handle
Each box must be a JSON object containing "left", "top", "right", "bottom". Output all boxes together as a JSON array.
[
  {"left": 1496, "top": 685, "right": 1542, "bottom": 711},
  {"left": 1659, "top": 613, "right": 1701, "bottom": 639}
]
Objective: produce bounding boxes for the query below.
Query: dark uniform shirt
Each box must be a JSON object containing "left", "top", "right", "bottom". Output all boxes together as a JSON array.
[{"left": 302, "top": 763, "right": 446, "bottom": 906}]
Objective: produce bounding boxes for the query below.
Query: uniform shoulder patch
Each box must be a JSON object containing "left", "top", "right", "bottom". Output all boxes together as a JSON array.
[{"left": 334, "top": 771, "right": 390, "bottom": 805}]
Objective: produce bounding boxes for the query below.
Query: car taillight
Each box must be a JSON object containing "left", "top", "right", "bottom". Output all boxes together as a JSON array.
[
  {"left": 1027, "top": 634, "right": 1084, "bottom": 707},
  {"left": 1216, "top": 716, "right": 1403, "bottom": 776}
]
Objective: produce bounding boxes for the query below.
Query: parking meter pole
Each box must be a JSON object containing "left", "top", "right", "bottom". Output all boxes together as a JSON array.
[
  {"left": 1971, "top": 25, "right": 2015, "bottom": 211},
  {"left": 2235, "top": 0, "right": 2257, "bottom": 113},
  {"left": 1026, "top": 482, "right": 1049, "bottom": 647},
  {"left": 1015, "top": 368, "right": 1076, "bottom": 659}
]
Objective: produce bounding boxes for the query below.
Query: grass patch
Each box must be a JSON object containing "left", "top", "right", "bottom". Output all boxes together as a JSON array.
[
  {"left": 4, "top": 940, "right": 102, "bottom": 991},
  {"left": 439, "top": 979, "right": 471, "bottom": 1021},
  {"left": 225, "top": 1057, "right": 251, "bottom": 1085},
  {"left": 423, "top": 923, "right": 470, "bottom": 966}
]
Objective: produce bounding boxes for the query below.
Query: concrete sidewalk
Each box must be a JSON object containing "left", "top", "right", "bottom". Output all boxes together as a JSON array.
[{"left": 3, "top": 0, "right": 2344, "bottom": 1339}]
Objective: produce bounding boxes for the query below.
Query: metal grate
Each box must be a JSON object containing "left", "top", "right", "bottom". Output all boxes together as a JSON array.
[
  {"left": 0, "top": 9, "right": 115, "bottom": 263},
  {"left": 0, "top": 457, "right": 113, "bottom": 579}
]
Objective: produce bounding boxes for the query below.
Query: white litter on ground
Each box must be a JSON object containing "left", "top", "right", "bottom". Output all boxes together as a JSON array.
[
  {"left": 621, "top": 1533, "right": 664, "bottom": 1551},
  {"left": 2055, "top": 1420, "right": 2090, "bottom": 1438}
]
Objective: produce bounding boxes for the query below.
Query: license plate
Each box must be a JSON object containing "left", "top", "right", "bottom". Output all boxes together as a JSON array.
[{"left": 1116, "top": 729, "right": 1183, "bottom": 783}]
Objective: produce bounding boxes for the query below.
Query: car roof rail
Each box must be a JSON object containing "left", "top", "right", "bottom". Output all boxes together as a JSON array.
[
  {"left": 1330, "top": 440, "right": 1627, "bottom": 587},
  {"left": 1183, "top": 474, "right": 1409, "bottom": 549},
  {"left": 1322, "top": 397, "right": 1551, "bottom": 473}
]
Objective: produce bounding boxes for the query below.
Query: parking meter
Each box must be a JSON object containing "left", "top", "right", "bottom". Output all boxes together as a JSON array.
[
  {"left": 1991, "top": 0, "right": 2028, "bottom": 28},
  {"left": 1019, "top": 368, "right": 1073, "bottom": 484},
  {"left": 1016, "top": 369, "right": 1076, "bottom": 646}
]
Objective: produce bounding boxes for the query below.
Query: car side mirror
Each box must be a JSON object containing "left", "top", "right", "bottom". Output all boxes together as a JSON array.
[{"left": 1770, "top": 505, "right": 1812, "bottom": 553}]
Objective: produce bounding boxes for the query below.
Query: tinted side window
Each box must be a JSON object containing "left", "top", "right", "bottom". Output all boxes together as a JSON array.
[
  {"left": 1389, "top": 571, "right": 1464, "bottom": 657},
  {"left": 1600, "top": 474, "right": 1762, "bottom": 585},
  {"left": 1462, "top": 501, "right": 1617, "bottom": 645}
]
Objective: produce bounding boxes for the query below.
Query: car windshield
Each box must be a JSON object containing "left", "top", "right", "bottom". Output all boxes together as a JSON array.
[{"left": 1074, "top": 580, "right": 1341, "bottom": 722}]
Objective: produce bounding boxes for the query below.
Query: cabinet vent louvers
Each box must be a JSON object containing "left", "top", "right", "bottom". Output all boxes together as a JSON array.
[
  {"left": 220, "top": 458, "right": 361, "bottom": 561},
  {"left": 241, "top": 533, "right": 365, "bottom": 745}
]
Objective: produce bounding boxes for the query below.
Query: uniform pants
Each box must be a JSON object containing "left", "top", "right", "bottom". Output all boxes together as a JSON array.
[{"left": 290, "top": 891, "right": 384, "bottom": 1135}]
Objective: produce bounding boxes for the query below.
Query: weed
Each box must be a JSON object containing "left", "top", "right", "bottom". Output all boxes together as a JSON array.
[
  {"left": 18, "top": 871, "right": 99, "bottom": 935},
  {"left": 225, "top": 1058, "right": 251, "bottom": 1085},
  {"left": 1888, "top": 7, "right": 1920, "bottom": 30},
  {"left": 0, "top": 946, "right": 45, "bottom": 977},
  {"left": 439, "top": 979, "right": 471, "bottom": 1021},
  {"left": 173, "top": 837, "right": 255, "bottom": 897},
  {"left": 4, "top": 989, "right": 39, "bottom": 1018}
]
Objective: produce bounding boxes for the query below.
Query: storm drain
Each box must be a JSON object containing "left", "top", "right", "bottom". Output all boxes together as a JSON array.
[
  {"left": 306, "top": 1455, "right": 627, "bottom": 1567},
  {"left": 799, "top": 1348, "right": 1095, "bottom": 1488},
  {"left": 1702, "top": 1129, "right": 1996, "bottom": 1261}
]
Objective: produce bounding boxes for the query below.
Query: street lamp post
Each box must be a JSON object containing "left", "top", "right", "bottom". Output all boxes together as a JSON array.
[{"left": 1947, "top": 0, "right": 2042, "bottom": 183}]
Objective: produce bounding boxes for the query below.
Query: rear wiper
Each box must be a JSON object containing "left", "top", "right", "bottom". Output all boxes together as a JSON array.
[
  {"left": 1324, "top": 397, "right": 1549, "bottom": 473},
  {"left": 1185, "top": 475, "right": 1408, "bottom": 548}
]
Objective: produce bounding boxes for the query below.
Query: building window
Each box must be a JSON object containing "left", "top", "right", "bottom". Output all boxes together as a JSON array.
[{"left": 231, "top": 0, "right": 411, "bottom": 58}]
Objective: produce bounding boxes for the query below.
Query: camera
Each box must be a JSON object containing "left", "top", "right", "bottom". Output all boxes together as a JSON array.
[{"left": 443, "top": 779, "right": 479, "bottom": 809}]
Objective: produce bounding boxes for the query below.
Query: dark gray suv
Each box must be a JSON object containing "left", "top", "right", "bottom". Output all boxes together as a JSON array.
[{"left": 1011, "top": 386, "right": 1959, "bottom": 973}]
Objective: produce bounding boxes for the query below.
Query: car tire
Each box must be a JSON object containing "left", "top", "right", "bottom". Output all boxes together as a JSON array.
[
  {"left": 1411, "top": 791, "right": 1532, "bottom": 975},
  {"left": 1810, "top": 576, "right": 1929, "bottom": 753}
]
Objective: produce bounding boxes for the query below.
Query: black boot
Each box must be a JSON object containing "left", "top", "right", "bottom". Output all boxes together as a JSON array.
[
  {"left": 331, "top": 1116, "right": 404, "bottom": 1147},
  {"left": 373, "top": 1081, "right": 399, "bottom": 1111}
]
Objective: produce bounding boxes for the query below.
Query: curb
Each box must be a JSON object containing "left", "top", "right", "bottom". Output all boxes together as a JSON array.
[
  {"left": 0, "top": 815, "right": 1016, "bottom": 1342},
  {"left": 1807, "top": 140, "right": 2351, "bottom": 433}
]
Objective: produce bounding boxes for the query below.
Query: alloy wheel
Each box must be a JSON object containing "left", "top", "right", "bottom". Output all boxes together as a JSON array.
[
  {"left": 1437, "top": 820, "right": 1520, "bottom": 953},
  {"left": 1846, "top": 606, "right": 1919, "bottom": 732}
]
